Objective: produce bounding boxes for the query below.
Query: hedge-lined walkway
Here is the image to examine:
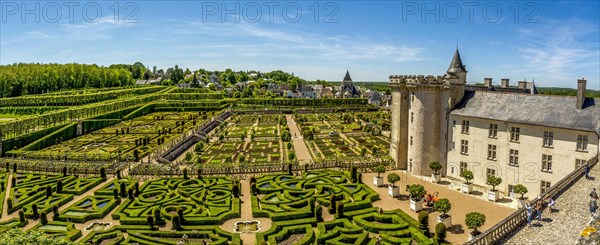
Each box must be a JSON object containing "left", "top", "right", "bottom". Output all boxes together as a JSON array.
[
  {"left": 1, "top": 173, "right": 13, "bottom": 220},
  {"left": 285, "top": 115, "right": 312, "bottom": 164},
  {"left": 363, "top": 171, "right": 514, "bottom": 244},
  {"left": 218, "top": 180, "right": 272, "bottom": 245}
]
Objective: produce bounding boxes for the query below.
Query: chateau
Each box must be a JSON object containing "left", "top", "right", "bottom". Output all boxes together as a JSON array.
[{"left": 389, "top": 49, "right": 600, "bottom": 197}]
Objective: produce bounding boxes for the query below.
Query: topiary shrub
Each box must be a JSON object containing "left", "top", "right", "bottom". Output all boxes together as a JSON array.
[
  {"left": 514, "top": 184, "right": 528, "bottom": 200},
  {"left": 435, "top": 222, "right": 447, "bottom": 243},
  {"left": 113, "top": 189, "right": 119, "bottom": 199},
  {"left": 375, "top": 165, "right": 385, "bottom": 178},
  {"left": 116, "top": 170, "right": 121, "bottom": 179},
  {"left": 350, "top": 166, "right": 358, "bottom": 183},
  {"left": 197, "top": 169, "right": 202, "bottom": 179},
  {"left": 100, "top": 167, "right": 106, "bottom": 179},
  {"left": 486, "top": 176, "right": 502, "bottom": 191},
  {"left": 336, "top": 202, "right": 344, "bottom": 219},
  {"left": 329, "top": 194, "right": 337, "bottom": 214},
  {"left": 32, "top": 203, "right": 39, "bottom": 219},
  {"left": 154, "top": 207, "right": 162, "bottom": 222},
  {"left": 315, "top": 205, "right": 323, "bottom": 222},
  {"left": 13, "top": 163, "right": 17, "bottom": 173},
  {"left": 147, "top": 215, "right": 155, "bottom": 228},
  {"left": 11, "top": 177, "right": 16, "bottom": 187},
  {"left": 172, "top": 215, "right": 182, "bottom": 230},
  {"left": 7, "top": 199, "right": 12, "bottom": 210},
  {"left": 434, "top": 198, "right": 451, "bottom": 218},
  {"left": 128, "top": 188, "right": 134, "bottom": 200},
  {"left": 177, "top": 208, "right": 184, "bottom": 224},
  {"left": 134, "top": 182, "right": 140, "bottom": 197},
  {"left": 418, "top": 210, "right": 430, "bottom": 237},
  {"left": 120, "top": 183, "right": 127, "bottom": 197},
  {"left": 387, "top": 173, "right": 400, "bottom": 187},
  {"left": 408, "top": 184, "right": 426, "bottom": 201},
  {"left": 45, "top": 185, "right": 52, "bottom": 198},
  {"left": 62, "top": 167, "right": 67, "bottom": 176},
  {"left": 183, "top": 168, "right": 188, "bottom": 179},
  {"left": 56, "top": 180, "right": 62, "bottom": 193},
  {"left": 465, "top": 212, "right": 486, "bottom": 236},
  {"left": 357, "top": 172, "right": 362, "bottom": 183},
  {"left": 309, "top": 198, "right": 316, "bottom": 213},
  {"left": 52, "top": 205, "right": 59, "bottom": 219},
  {"left": 460, "top": 170, "right": 473, "bottom": 184},
  {"left": 232, "top": 183, "right": 240, "bottom": 198},
  {"left": 251, "top": 182, "right": 257, "bottom": 195},
  {"left": 429, "top": 161, "right": 442, "bottom": 175},
  {"left": 18, "top": 210, "right": 25, "bottom": 222},
  {"left": 40, "top": 211, "right": 48, "bottom": 225}
]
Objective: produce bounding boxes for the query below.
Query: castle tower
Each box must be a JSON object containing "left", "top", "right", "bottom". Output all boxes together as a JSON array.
[{"left": 389, "top": 49, "right": 467, "bottom": 175}]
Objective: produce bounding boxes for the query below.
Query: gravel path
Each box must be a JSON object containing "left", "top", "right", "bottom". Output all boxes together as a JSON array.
[
  {"left": 504, "top": 163, "right": 600, "bottom": 245},
  {"left": 285, "top": 115, "right": 312, "bottom": 164}
]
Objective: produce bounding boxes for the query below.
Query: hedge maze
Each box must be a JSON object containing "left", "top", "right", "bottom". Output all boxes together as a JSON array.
[
  {"left": 252, "top": 170, "right": 432, "bottom": 245},
  {"left": 112, "top": 177, "right": 240, "bottom": 225}
]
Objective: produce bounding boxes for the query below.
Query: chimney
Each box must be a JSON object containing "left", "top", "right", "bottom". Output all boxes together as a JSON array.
[
  {"left": 518, "top": 81, "right": 527, "bottom": 89},
  {"left": 577, "top": 78, "right": 587, "bottom": 109},
  {"left": 501, "top": 78, "right": 509, "bottom": 88},
  {"left": 484, "top": 78, "right": 493, "bottom": 88}
]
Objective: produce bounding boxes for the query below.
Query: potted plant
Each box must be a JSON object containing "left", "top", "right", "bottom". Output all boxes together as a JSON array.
[
  {"left": 465, "top": 212, "right": 486, "bottom": 241},
  {"left": 429, "top": 161, "right": 442, "bottom": 183},
  {"left": 408, "top": 184, "right": 426, "bottom": 212},
  {"left": 486, "top": 176, "right": 502, "bottom": 202},
  {"left": 374, "top": 165, "right": 385, "bottom": 187},
  {"left": 434, "top": 198, "right": 452, "bottom": 228},
  {"left": 460, "top": 170, "right": 474, "bottom": 194},
  {"left": 514, "top": 184, "right": 528, "bottom": 208},
  {"left": 387, "top": 173, "right": 400, "bottom": 197}
]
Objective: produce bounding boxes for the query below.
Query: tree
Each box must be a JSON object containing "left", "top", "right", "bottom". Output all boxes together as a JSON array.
[
  {"left": 52, "top": 205, "right": 59, "bottom": 219},
  {"left": 177, "top": 208, "right": 184, "bottom": 224},
  {"left": 465, "top": 212, "right": 486, "bottom": 235},
  {"left": 133, "top": 149, "right": 140, "bottom": 161},
  {"left": 172, "top": 215, "right": 182, "bottom": 230},
  {"left": 429, "top": 162, "right": 442, "bottom": 175},
  {"left": 486, "top": 176, "right": 502, "bottom": 191},
  {"left": 514, "top": 184, "right": 528, "bottom": 200},
  {"left": 387, "top": 173, "right": 400, "bottom": 187},
  {"left": 360, "top": 147, "right": 367, "bottom": 157},
  {"left": 183, "top": 168, "right": 188, "bottom": 179},
  {"left": 371, "top": 146, "right": 378, "bottom": 155},
  {"left": 120, "top": 182, "right": 127, "bottom": 197},
  {"left": 375, "top": 165, "right": 385, "bottom": 178},
  {"left": 288, "top": 151, "right": 295, "bottom": 161},
  {"left": 194, "top": 142, "right": 204, "bottom": 153},
  {"left": 408, "top": 184, "right": 426, "bottom": 201},
  {"left": 336, "top": 202, "right": 344, "bottom": 218},
  {"left": 18, "top": 210, "right": 25, "bottom": 222},
  {"left": 418, "top": 210, "right": 430, "bottom": 237},
  {"left": 434, "top": 198, "right": 451, "bottom": 217},
  {"left": 232, "top": 183, "right": 240, "bottom": 198},
  {"left": 460, "top": 170, "right": 473, "bottom": 184},
  {"left": 153, "top": 207, "right": 162, "bottom": 223}
]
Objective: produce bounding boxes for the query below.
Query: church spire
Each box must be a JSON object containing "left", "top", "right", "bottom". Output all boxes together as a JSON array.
[
  {"left": 343, "top": 70, "right": 352, "bottom": 83},
  {"left": 447, "top": 48, "right": 467, "bottom": 75}
]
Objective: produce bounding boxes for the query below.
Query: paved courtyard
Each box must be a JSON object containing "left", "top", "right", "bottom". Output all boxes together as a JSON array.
[{"left": 363, "top": 170, "right": 515, "bottom": 244}]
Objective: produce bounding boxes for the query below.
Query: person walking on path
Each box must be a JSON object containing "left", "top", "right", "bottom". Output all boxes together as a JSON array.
[
  {"left": 585, "top": 161, "right": 590, "bottom": 179},
  {"left": 525, "top": 202, "right": 533, "bottom": 227},
  {"left": 591, "top": 197, "right": 598, "bottom": 217},
  {"left": 591, "top": 188, "right": 598, "bottom": 200},
  {"left": 534, "top": 200, "right": 543, "bottom": 221},
  {"left": 545, "top": 195, "right": 556, "bottom": 212}
]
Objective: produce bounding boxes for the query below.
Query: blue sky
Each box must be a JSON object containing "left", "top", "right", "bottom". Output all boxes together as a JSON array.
[{"left": 1, "top": 1, "right": 599, "bottom": 88}]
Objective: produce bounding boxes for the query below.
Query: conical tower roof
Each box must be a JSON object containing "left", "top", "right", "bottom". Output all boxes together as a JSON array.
[
  {"left": 447, "top": 48, "right": 467, "bottom": 75},
  {"left": 343, "top": 70, "right": 352, "bottom": 83}
]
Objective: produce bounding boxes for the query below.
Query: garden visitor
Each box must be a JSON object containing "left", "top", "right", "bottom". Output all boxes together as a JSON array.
[
  {"left": 591, "top": 197, "right": 598, "bottom": 216},
  {"left": 545, "top": 195, "right": 556, "bottom": 212},
  {"left": 586, "top": 161, "right": 590, "bottom": 179},
  {"left": 182, "top": 234, "right": 189, "bottom": 244},
  {"left": 525, "top": 202, "right": 533, "bottom": 227},
  {"left": 591, "top": 188, "right": 598, "bottom": 200},
  {"left": 534, "top": 200, "right": 543, "bottom": 221}
]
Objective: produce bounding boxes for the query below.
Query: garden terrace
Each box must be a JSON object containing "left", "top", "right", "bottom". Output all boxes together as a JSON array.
[
  {"left": 112, "top": 177, "right": 240, "bottom": 225},
  {"left": 7, "top": 171, "right": 103, "bottom": 217},
  {"left": 310, "top": 136, "right": 360, "bottom": 160},
  {"left": 253, "top": 170, "right": 433, "bottom": 244},
  {"left": 12, "top": 111, "right": 211, "bottom": 161},
  {"left": 57, "top": 178, "right": 137, "bottom": 223},
  {"left": 33, "top": 221, "right": 82, "bottom": 241},
  {"left": 81, "top": 226, "right": 241, "bottom": 244}
]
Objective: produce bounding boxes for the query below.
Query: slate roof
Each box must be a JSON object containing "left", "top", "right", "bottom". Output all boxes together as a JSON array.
[
  {"left": 451, "top": 91, "right": 600, "bottom": 135},
  {"left": 447, "top": 48, "right": 467, "bottom": 75}
]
